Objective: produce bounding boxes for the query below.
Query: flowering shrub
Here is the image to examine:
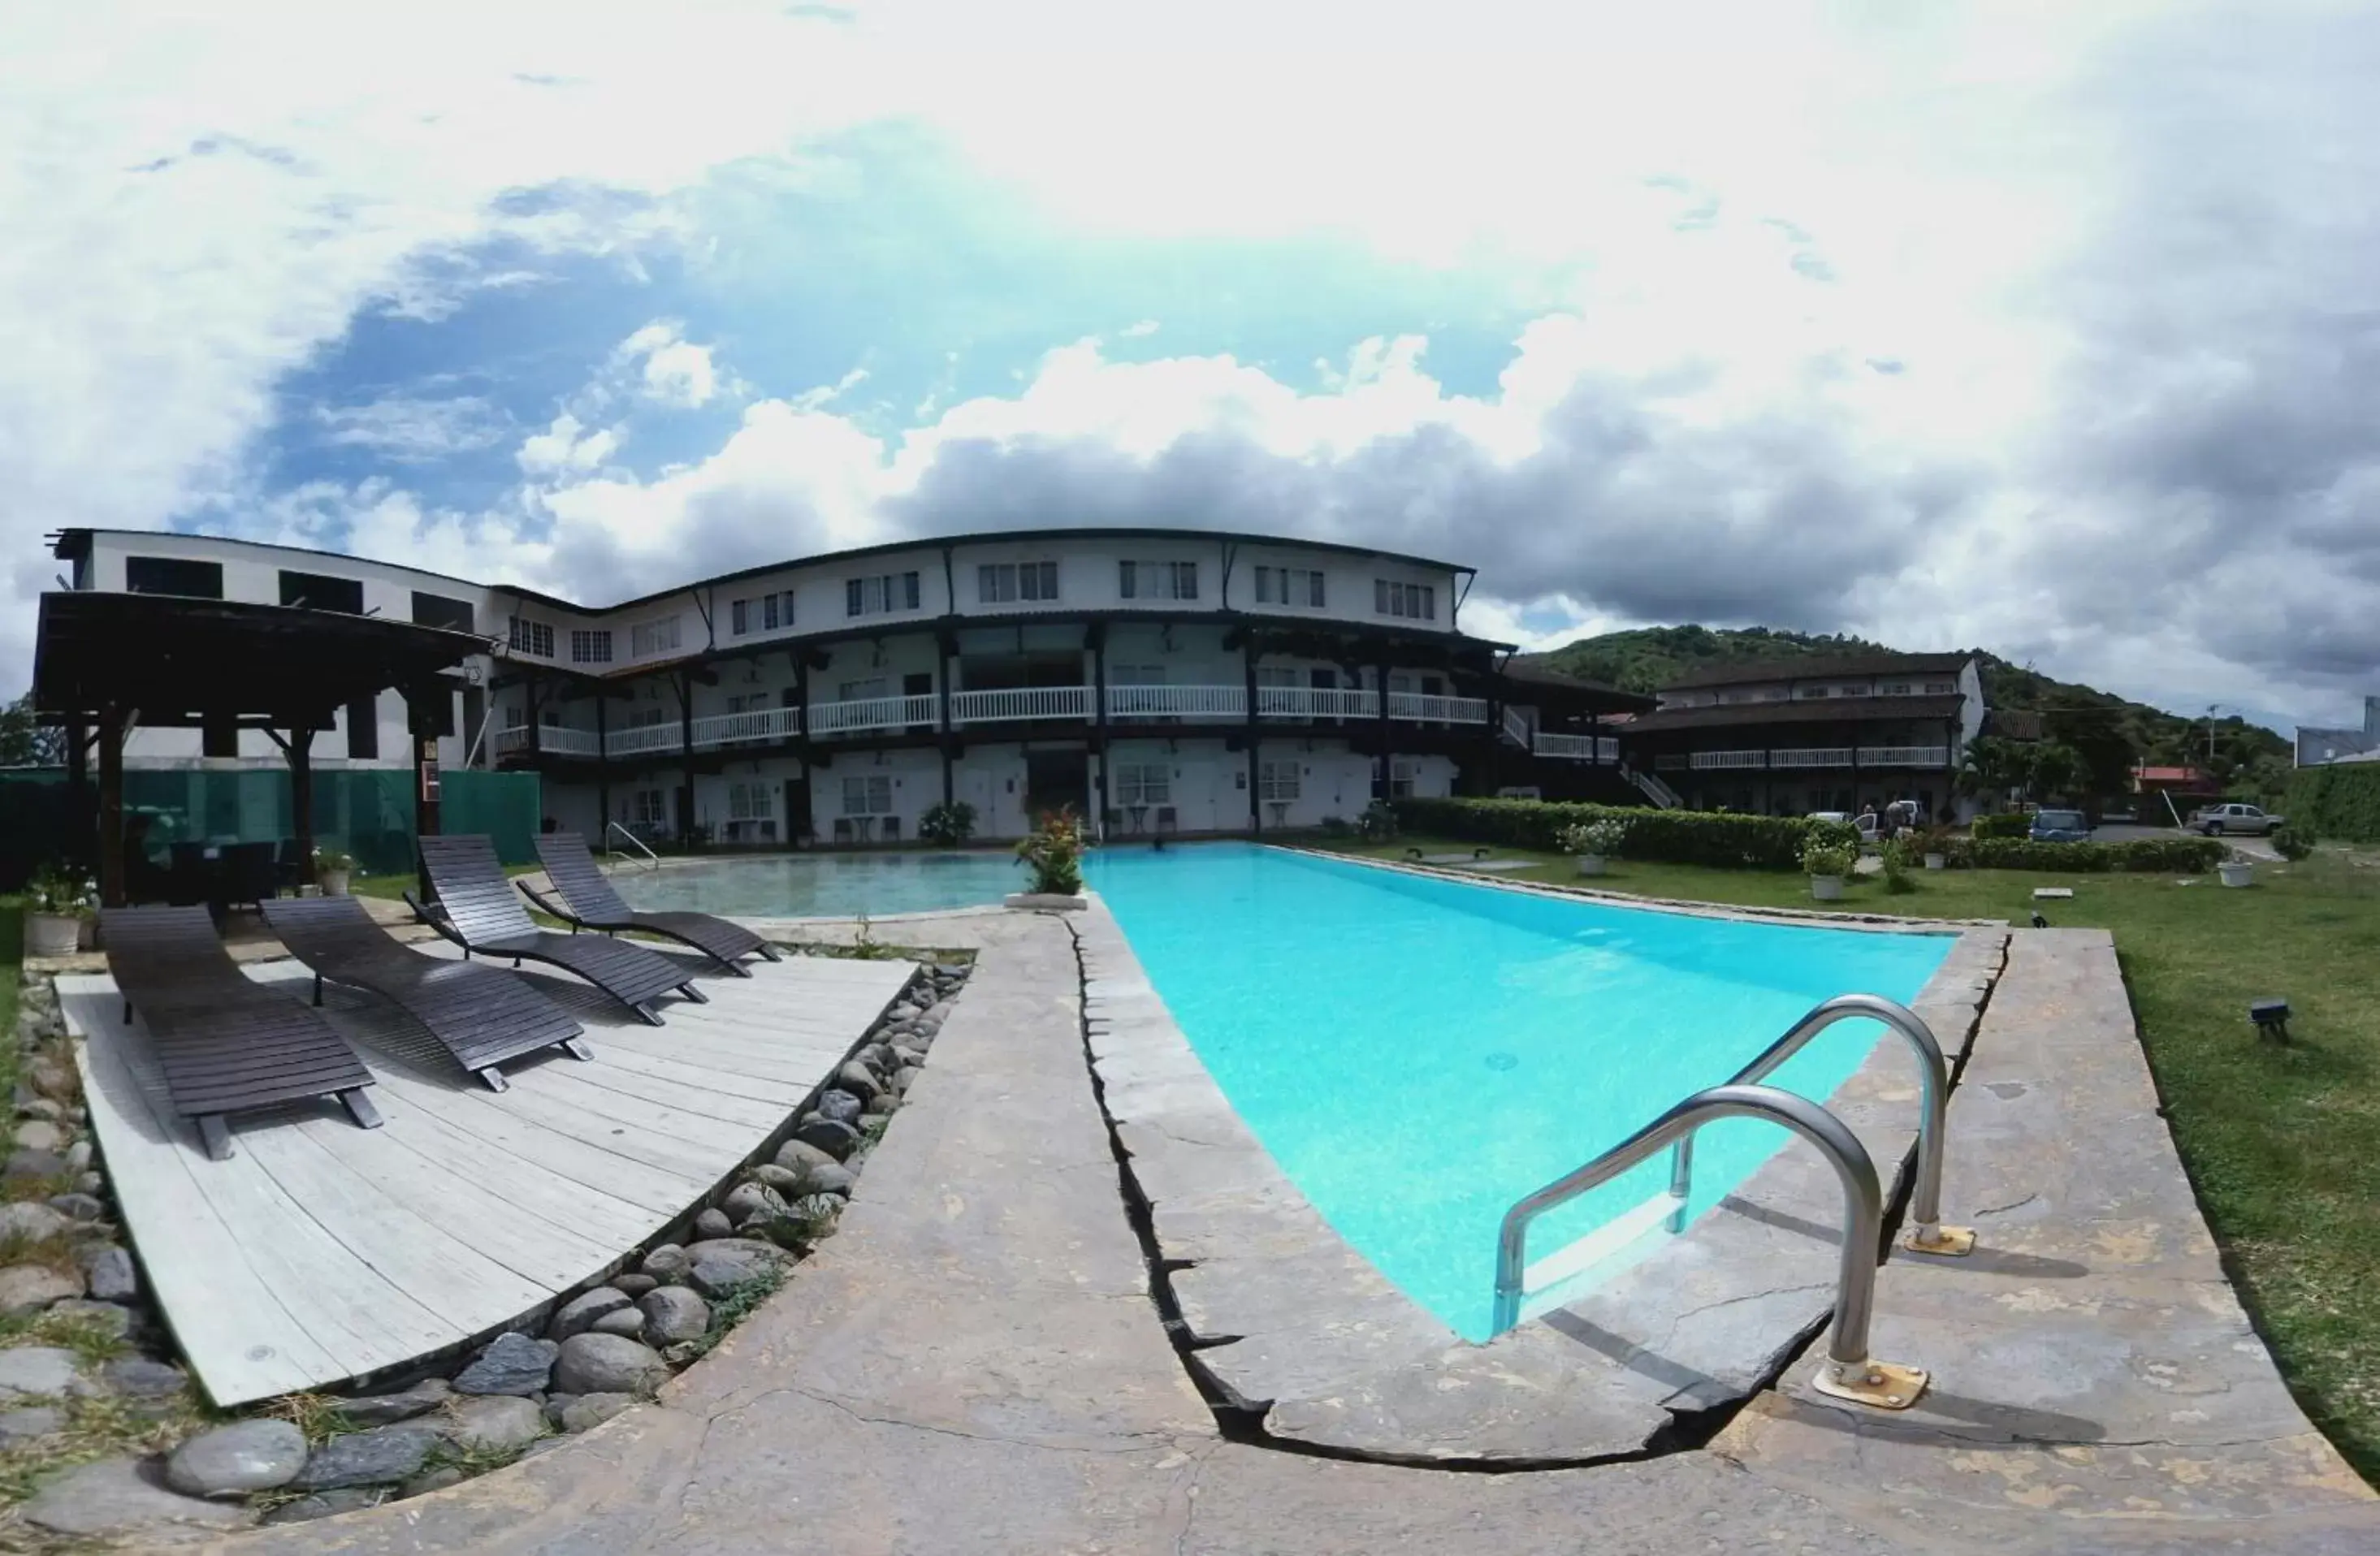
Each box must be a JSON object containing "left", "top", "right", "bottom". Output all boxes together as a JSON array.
[{"left": 1015, "top": 807, "right": 1087, "bottom": 895}]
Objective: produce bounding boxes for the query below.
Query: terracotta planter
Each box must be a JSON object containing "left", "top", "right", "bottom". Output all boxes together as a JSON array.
[
  {"left": 1809, "top": 875, "right": 1846, "bottom": 901},
  {"left": 1573, "top": 854, "right": 1605, "bottom": 877},
  {"left": 25, "top": 912, "right": 81, "bottom": 959}
]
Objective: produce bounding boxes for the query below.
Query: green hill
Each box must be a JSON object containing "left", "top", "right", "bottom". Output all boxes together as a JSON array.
[{"left": 1522, "top": 625, "right": 2289, "bottom": 788}]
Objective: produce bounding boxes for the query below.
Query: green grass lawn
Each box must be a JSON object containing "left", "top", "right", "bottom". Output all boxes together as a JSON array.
[{"left": 1321, "top": 835, "right": 2380, "bottom": 1478}]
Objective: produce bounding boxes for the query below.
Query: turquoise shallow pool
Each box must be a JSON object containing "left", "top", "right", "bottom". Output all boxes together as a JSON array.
[
  {"left": 1084, "top": 844, "right": 1953, "bottom": 1341},
  {"left": 610, "top": 850, "right": 1027, "bottom": 918}
]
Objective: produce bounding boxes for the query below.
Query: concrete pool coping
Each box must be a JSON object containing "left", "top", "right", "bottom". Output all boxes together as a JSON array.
[{"left": 1080, "top": 875, "right": 2008, "bottom": 1463}]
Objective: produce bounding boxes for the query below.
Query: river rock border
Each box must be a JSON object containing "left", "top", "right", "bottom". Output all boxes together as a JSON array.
[
  {"left": 1078, "top": 893, "right": 2007, "bottom": 1463},
  {"left": 0, "top": 946, "right": 970, "bottom": 1544}
]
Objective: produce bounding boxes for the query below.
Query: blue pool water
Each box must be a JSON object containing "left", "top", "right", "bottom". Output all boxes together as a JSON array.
[
  {"left": 1083, "top": 845, "right": 1953, "bottom": 1341},
  {"left": 611, "top": 850, "right": 1027, "bottom": 918}
]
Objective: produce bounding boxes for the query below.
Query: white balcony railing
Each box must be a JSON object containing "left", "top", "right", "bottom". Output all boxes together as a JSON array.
[
  {"left": 607, "top": 722, "right": 684, "bottom": 757},
  {"left": 1387, "top": 692, "right": 1490, "bottom": 724},
  {"left": 1769, "top": 746, "right": 1855, "bottom": 768},
  {"left": 1857, "top": 745, "right": 1950, "bottom": 767},
  {"left": 495, "top": 724, "right": 601, "bottom": 758},
  {"left": 1106, "top": 684, "right": 1248, "bottom": 720},
  {"left": 1531, "top": 732, "right": 1599, "bottom": 761},
  {"left": 950, "top": 686, "right": 1092, "bottom": 726},
  {"left": 693, "top": 706, "right": 800, "bottom": 750},
  {"left": 1257, "top": 686, "right": 1379, "bottom": 720},
  {"left": 1690, "top": 750, "right": 1769, "bottom": 770},
  {"left": 810, "top": 694, "right": 940, "bottom": 736}
]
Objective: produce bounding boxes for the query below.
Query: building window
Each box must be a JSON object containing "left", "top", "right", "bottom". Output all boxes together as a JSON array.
[
  {"left": 1923, "top": 680, "right": 1956, "bottom": 694},
  {"left": 1258, "top": 759, "right": 1301, "bottom": 801},
  {"left": 1763, "top": 687, "right": 1789, "bottom": 701},
  {"left": 978, "top": 561, "right": 1058, "bottom": 604},
  {"left": 1881, "top": 681, "right": 1912, "bottom": 696},
  {"left": 1798, "top": 685, "right": 1828, "bottom": 699},
  {"left": 569, "top": 629, "right": 612, "bottom": 665},
  {"left": 1254, "top": 566, "right": 1326, "bottom": 607},
  {"left": 630, "top": 789, "right": 668, "bottom": 828},
  {"left": 125, "top": 556, "right": 223, "bottom": 599},
  {"left": 1721, "top": 690, "right": 1755, "bottom": 705},
  {"left": 1113, "top": 763, "right": 1171, "bottom": 805},
  {"left": 278, "top": 570, "right": 366, "bottom": 615},
  {"left": 411, "top": 591, "right": 474, "bottom": 633},
  {"left": 1119, "top": 560, "right": 1197, "bottom": 601},
  {"left": 842, "top": 774, "right": 894, "bottom": 815},
  {"left": 728, "top": 781, "right": 769, "bottom": 820},
  {"left": 1390, "top": 759, "right": 1419, "bottom": 798},
  {"left": 1837, "top": 684, "right": 1867, "bottom": 698},
  {"left": 630, "top": 616, "right": 682, "bottom": 657},
  {"left": 837, "top": 676, "right": 888, "bottom": 702},
  {"left": 730, "top": 590, "right": 795, "bottom": 635},
  {"left": 507, "top": 616, "right": 555, "bottom": 658},
  {"left": 1374, "top": 580, "right": 1435, "bottom": 620},
  {"left": 345, "top": 698, "right": 379, "bottom": 760},
  {"left": 846, "top": 572, "right": 922, "bottom": 617}
]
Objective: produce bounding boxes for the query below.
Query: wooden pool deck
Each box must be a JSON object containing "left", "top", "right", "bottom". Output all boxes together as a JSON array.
[{"left": 61, "top": 944, "right": 915, "bottom": 1407}]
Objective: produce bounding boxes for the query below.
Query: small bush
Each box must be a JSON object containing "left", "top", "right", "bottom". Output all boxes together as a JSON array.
[
  {"left": 1942, "top": 836, "right": 2227, "bottom": 873},
  {"left": 2272, "top": 824, "right": 2315, "bottom": 862},
  {"left": 1355, "top": 802, "right": 1400, "bottom": 842},
  {"left": 1015, "top": 808, "right": 1086, "bottom": 895},
  {"left": 2289, "top": 762, "right": 2380, "bottom": 844},
  {"left": 1318, "top": 815, "right": 1352, "bottom": 836},
  {"left": 1392, "top": 797, "right": 1854, "bottom": 871},
  {"left": 1880, "top": 838, "right": 1918, "bottom": 893},
  {"left": 1555, "top": 818, "right": 1629, "bottom": 856},
  {"left": 1970, "top": 812, "right": 2032, "bottom": 841},
  {"left": 918, "top": 801, "right": 977, "bottom": 848},
  {"left": 1800, "top": 838, "right": 1857, "bottom": 878}
]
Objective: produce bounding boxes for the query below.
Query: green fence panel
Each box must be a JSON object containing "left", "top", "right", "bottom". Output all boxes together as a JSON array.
[
  {"left": 442, "top": 772, "right": 544, "bottom": 866},
  {"left": 0, "top": 769, "right": 73, "bottom": 892}
]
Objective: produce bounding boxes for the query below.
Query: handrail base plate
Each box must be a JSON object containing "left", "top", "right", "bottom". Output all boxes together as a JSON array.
[
  {"left": 1902, "top": 1224, "right": 1976, "bottom": 1257},
  {"left": 1812, "top": 1359, "right": 1929, "bottom": 1411}
]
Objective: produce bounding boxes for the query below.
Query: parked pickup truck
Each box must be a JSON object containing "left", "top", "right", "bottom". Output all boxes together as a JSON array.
[{"left": 2189, "top": 802, "right": 2284, "bottom": 836}]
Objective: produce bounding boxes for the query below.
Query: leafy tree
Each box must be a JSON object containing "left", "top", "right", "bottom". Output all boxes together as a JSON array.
[
  {"left": 2027, "top": 742, "right": 2088, "bottom": 802},
  {"left": 1956, "top": 736, "right": 2035, "bottom": 804},
  {"left": 0, "top": 693, "right": 63, "bottom": 767}
]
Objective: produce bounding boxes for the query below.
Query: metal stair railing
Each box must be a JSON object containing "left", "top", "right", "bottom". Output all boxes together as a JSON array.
[
  {"left": 1671, "top": 993, "right": 1975, "bottom": 1258},
  {"left": 1492, "top": 1083, "right": 1931, "bottom": 1411},
  {"left": 604, "top": 821, "right": 662, "bottom": 871}
]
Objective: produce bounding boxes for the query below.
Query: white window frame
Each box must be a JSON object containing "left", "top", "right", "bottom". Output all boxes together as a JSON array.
[
  {"left": 630, "top": 789, "right": 668, "bottom": 828},
  {"left": 507, "top": 616, "right": 555, "bottom": 658},
  {"left": 569, "top": 629, "right": 612, "bottom": 665},
  {"left": 1119, "top": 560, "right": 1197, "bottom": 601},
  {"left": 1113, "top": 762, "right": 1171, "bottom": 806},
  {"left": 1391, "top": 758, "right": 1419, "bottom": 798},
  {"left": 1254, "top": 566, "right": 1327, "bottom": 607},
  {"left": 846, "top": 572, "right": 923, "bottom": 617},
  {"left": 1923, "top": 680, "right": 1957, "bottom": 695},
  {"left": 1372, "top": 580, "right": 1435, "bottom": 620},
  {"left": 630, "top": 616, "right": 683, "bottom": 658},
  {"left": 842, "top": 774, "right": 894, "bottom": 815},
  {"left": 1258, "top": 759, "right": 1301, "bottom": 801},
  {"left": 977, "top": 560, "right": 1059, "bottom": 604}
]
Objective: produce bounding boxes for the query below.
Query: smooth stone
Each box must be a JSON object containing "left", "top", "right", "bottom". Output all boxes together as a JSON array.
[
  {"left": 862, "top": 1093, "right": 898, "bottom": 1117},
  {"left": 165, "top": 1418, "right": 308, "bottom": 1498},
  {"left": 892, "top": 1068, "right": 919, "bottom": 1096},
  {"left": 262, "top": 1487, "right": 383, "bottom": 1524},
  {"left": 6, "top": 1148, "right": 67, "bottom": 1180},
  {"left": 834, "top": 1062, "right": 883, "bottom": 1100},
  {"left": 855, "top": 1041, "right": 898, "bottom": 1074},
  {"left": 0, "top": 1404, "right": 63, "bottom": 1444},
  {"left": 288, "top": 1424, "right": 442, "bottom": 1489},
  {"left": 77, "top": 1245, "right": 136, "bottom": 1302},
  {"left": 588, "top": 1307, "right": 647, "bottom": 1338},
  {"left": 610, "top": 1272, "right": 657, "bottom": 1298},
  {"left": 21, "top": 1455, "right": 252, "bottom": 1537},
  {"left": 452, "top": 1331, "right": 556, "bottom": 1396},
  {"left": 692, "top": 1208, "right": 733, "bottom": 1240},
  {"left": 547, "top": 1286, "right": 633, "bottom": 1342},
  {"left": 804, "top": 1161, "right": 856, "bottom": 1197},
  {"left": 101, "top": 1356, "right": 188, "bottom": 1399},
  {"left": 444, "top": 1393, "right": 545, "bottom": 1453},
  {"left": 559, "top": 1391, "right": 635, "bottom": 1433},
  {"left": 400, "top": 1465, "right": 466, "bottom": 1499},
  {"left": 746, "top": 1163, "right": 805, "bottom": 1194},
  {"left": 16, "top": 1099, "right": 62, "bottom": 1122},
  {"left": 791, "top": 1117, "right": 861, "bottom": 1159},
  {"left": 0, "top": 1264, "right": 84, "bottom": 1315},
  {"left": 551, "top": 1333, "right": 669, "bottom": 1396},
  {"left": 14, "top": 1120, "right": 63, "bottom": 1152},
  {"left": 64, "top": 1140, "right": 93, "bottom": 1173},
  {"left": 890, "top": 1044, "right": 925, "bottom": 1067},
  {"left": 0, "top": 1201, "right": 71, "bottom": 1240},
  {"left": 815, "top": 1088, "right": 865, "bottom": 1123},
  {"left": 47, "top": 1299, "right": 133, "bottom": 1339},
  {"left": 45, "top": 1192, "right": 105, "bottom": 1221},
  {"left": 638, "top": 1286, "right": 710, "bottom": 1346},
  {"left": 772, "top": 1139, "right": 836, "bottom": 1175},
  {"left": 340, "top": 1377, "right": 451, "bottom": 1426},
  {"left": 0, "top": 1346, "right": 83, "bottom": 1397},
  {"left": 542, "top": 1392, "right": 579, "bottom": 1426},
  {"left": 71, "top": 1172, "right": 104, "bottom": 1196},
  {"left": 690, "top": 1258, "right": 772, "bottom": 1299},
  {"left": 720, "top": 1182, "right": 788, "bottom": 1224},
  {"left": 639, "top": 1243, "right": 689, "bottom": 1281}
]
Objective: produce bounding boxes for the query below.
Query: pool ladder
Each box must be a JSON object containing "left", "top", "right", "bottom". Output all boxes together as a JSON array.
[{"left": 1489, "top": 995, "right": 1974, "bottom": 1411}]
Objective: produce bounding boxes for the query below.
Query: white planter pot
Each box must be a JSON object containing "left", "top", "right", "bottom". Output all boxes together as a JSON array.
[
  {"left": 1923, "top": 854, "right": 1946, "bottom": 871},
  {"left": 1573, "top": 854, "right": 1605, "bottom": 878},
  {"left": 25, "top": 912, "right": 81, "bottom": 959},
  {"left": 1809, "top": 875, "right": 1846, "bottom": 901},
  {"left": 2218, "top": 861, "right": 2254, "bottom": 888},
  {"left": 319, "top": 870, "right": 352, "bottom": 897}
]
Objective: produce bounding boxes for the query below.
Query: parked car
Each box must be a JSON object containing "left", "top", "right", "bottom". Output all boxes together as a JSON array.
[
  {"left": 1809, "top": 810, "right": 1880, "bottom": 844},
  {"left": 2029, "top": 808, "right": 2092, "bottom": 844},
  {"left": 2190, "top": 802, "right": 2284, "bottom": 836}
]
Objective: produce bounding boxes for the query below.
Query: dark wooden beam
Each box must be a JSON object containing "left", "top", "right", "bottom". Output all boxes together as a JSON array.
[{"left": 97, "top": 707, "right": 125, "bottom": 909}]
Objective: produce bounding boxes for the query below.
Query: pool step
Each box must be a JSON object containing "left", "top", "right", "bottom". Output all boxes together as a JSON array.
[{"left": 1517, "top": 1190, "right": 1686, "bottom": 1322}]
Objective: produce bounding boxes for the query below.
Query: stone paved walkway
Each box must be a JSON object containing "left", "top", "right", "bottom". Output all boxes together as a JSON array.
[{"left": 201, "top": 918, "right": 2378, "bottom": 1556}]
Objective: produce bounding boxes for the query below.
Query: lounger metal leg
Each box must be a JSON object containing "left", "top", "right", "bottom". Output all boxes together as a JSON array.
[
  {"left": 123, "top": 1001, "right": 132, "bottom": 1025},
  {"left": 474, "top": 1066, "right": 509, "bottom": 1093},
  {"left": 723, "top": 956, "right": 754, "bottom": 978},
  {"left": 313, "top": 973, "right": 324, "bottom": 1007},
  {"left": 340, "top": 1088, "right": 384, "bottom": 1130},
  {"left": 758, "top": 944, "right": 783, "bottom": 962},
  {"left": 679, "top": 982, "right": 710, "bottom": 1004},
  {"left": 635, "top": 1004, "right": 664, "bottom": 1027},
  {"left": 562, "top": 1038, "right": 595, "bottom": 1061},
  {"left": 197, "top": 1115, "right": 233, "bottom": 1161}
]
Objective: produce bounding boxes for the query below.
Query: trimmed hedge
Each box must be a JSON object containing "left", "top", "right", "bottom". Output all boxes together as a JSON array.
[
  {"left": 1970, "top": 812, "right": 2033, "bottom": 840},
  {"left": 1391, "top": 797, "right": 1856, "bottom": 871},
  {"left": 2290, "top": 762, "right": 2380, "bottom": 844},
  {"left": 1945, "top": 836, "right": 2227, "bottom": 873}
]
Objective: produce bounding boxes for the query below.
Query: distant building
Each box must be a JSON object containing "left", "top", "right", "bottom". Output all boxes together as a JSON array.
[
  {"left": 2132, "top": 764, "right": 2220, "bottom": 823},
  {"left": 2296, "top": 698, "right": 2380, "bottom": 767},
  {"left": 1616, "top": 652, "right": 1987, "bottom": 820}
]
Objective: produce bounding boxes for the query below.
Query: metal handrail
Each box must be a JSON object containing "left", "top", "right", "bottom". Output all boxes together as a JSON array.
[
  {"left": 1491, "top": 1083, "right": 1926, "bottom": 1406},
  {"left": 1671, "top": 993, "right": 1971, "bottom": 1256},
  {"left": 604, "top": 821, "right": 661, "bottom": 871}
]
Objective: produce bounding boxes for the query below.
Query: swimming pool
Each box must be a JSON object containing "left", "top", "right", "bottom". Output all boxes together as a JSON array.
[
  {"left": 610, "top": 850, "right": 1027, "bottom": 918},
  {"left": 1084, "top": 844, "right": 1953, "bottom": 1341}
]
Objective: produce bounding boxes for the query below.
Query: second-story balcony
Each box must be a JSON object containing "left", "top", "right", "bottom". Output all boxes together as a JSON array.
[
  {"left": 950, "top": 686, "right": 1093, "bottom": 727},
  {"left": 1651, "top": 745, "right": 1952, "bottom": 773},
  {"left": 809, "top": 694, "right": 938, "bottom": 737},
  {"left": 1105, "top": 684, "right": 1247, "bottom": 722}
]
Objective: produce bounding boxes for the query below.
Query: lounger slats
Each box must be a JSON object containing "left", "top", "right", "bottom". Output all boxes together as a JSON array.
[
  {"left": 99, "top": 906, "right": 376, "bottom": 1133},
  {"left": 261, "top": 897, "right": 586, "bottom": 1078},
  {"left": 534, "top": 834, "right": 775, "bottom": 973},
  {"left": 417, "top": 836, "right": 698, "bottom": 1019}
]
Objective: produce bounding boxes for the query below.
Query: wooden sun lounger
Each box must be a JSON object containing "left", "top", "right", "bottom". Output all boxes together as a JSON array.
[
  {"left": 520, "top": 832, "right": 780, "bottom": 978},
  {"left": 260, "top": 896, "right": 594, "bottom": 1092},
  {"left": 412, "top": 835, "right": 705, "bottom": 1027},
  {"left": 99, "top": 906, "right": 381, "bottom": 1161}
]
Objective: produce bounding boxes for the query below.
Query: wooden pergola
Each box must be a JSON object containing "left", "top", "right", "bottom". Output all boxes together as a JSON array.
[{"left": 30, "top": 592, "right": 492, "bottom": 907}]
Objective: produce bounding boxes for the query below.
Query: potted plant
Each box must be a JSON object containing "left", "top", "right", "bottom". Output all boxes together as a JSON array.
[
  {"left": 2217, "top": 854, "right": 2255, "bottom": 888},
  {"left": 24, "top": 862, "right": 93, "bottom": 957},
  {"left": 919, "top": 800, "right": 978, "bottom": 849},
  {"left": 1009, "top": 807, "right": 1088, "bottom": 908},
  {"left": 1919, "top": 825, "right": 1953, "bottom": 871},
  {"left": 1800, "top": 837, "right": 1855, "bottom": 901},
  {"left": 313, "top": 845, "right": 357, "bottom": 897},
  {"left": 1556, "top": 818, "right": 1627, "bottom": 877}
]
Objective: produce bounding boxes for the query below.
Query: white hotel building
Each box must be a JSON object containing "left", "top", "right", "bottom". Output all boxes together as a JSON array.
[{"left": 48, "top": 527, "right": 1651, "bottom": 844}]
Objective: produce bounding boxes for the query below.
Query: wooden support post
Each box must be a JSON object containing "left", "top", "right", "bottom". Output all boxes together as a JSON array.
[
  {"left": 1091, "top": 625, "right": 1109, "bottom": 833},
  {"left": 1244, "top": 638, "right": 1261, "bottom": 835},
  {"left": 407, "top": 687, "right": 443, "bottom": 861},
  {"left": 287, "top": 723, "right": 318, "bottom": 890},
  {"left": 97, "top": 707, "right": 125, "bottom": 909},
  {"left": 1374, "top": 658, "right": 1393, "bottom": 804},
  {"left": 66, "top": 715, "right": 90, "bottom": 871}
]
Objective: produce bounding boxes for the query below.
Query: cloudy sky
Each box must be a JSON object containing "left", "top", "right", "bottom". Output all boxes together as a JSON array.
[{"left": 6, "top": 0, "right": 2374, "bottom": 732}]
